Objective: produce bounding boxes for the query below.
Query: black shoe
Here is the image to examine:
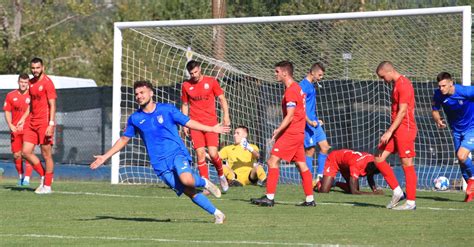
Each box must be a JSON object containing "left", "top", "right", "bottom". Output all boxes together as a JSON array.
[
  {"left": 250, "top": 195, "right": 274, "bottom": 207},
  {"left": 296, "top": 200, "right": 316, "bottom": 207},
  {"left": 229, "top": 179, "right": 243, "bottom": 187}
]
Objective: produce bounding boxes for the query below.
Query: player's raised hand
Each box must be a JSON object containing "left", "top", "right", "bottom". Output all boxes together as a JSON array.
[
  {"left": 436, "top": 119, "right": 447, "bottom": 129},
  {"left": 90, "top": 155, "right": 107, "bottom": 169},
  {"left": 212, "top": 124, "right": 230, "bottom": 134}
]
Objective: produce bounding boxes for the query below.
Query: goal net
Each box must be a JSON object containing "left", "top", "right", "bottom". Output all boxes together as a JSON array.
[{"left": 112, "top": 7, "right": 472, "bottom": 190}]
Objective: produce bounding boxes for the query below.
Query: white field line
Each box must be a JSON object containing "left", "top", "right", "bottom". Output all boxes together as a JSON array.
[
  {"left": 55, "top": 191, "right": 465, "bottom": 211},
  {"left": 0, "top": 233, "right": 364, "bottom": 246}
]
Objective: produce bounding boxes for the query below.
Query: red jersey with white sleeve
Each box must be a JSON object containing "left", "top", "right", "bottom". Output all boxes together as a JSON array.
[
  {"left": 324, "top": 149, "right": 374, "bottom": 179},
  {"left": 181, "top": 76, "right": 223, "bottom": 125},
  {"left": 3, "top": 89, "right": 31, "bottom": 132},
  {"left": 391, "top": 75, "right": 417, "bottom": 135},
  {"left": 29, "top": 74, "right": 56, "bottom": 127},
  {"left": 280, "top": 82, "right": 306, "bottom": 136}
]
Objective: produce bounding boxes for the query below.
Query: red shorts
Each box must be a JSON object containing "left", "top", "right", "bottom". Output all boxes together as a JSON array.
[
  {"left": 23, "top": 125, "right": 54, "bottom": 145},
  {"left": 379, "top": 130, "right": 416, "bottom": 158},
  {"left": 190, "top": 129, "right": 218, "bottom": 149},
  {"left": 10, "top": 132, "right": 24, "bottom": 153},
  {"left": 271, "top": 133, "right": 305, "bottom": 162}
]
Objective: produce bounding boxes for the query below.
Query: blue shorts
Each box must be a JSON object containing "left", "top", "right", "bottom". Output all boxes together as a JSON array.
[
  {"left": 153, "top": 154, "right": 194, "bottom": 196},
  {"left": 304, "top": 124, "right": 327, "bottom": 148},
  {"left": 452, "top": 130, "right": 474, "bottom": 152}
]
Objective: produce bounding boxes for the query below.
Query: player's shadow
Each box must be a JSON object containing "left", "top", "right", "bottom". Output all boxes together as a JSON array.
[
  {"left": 79, "top": 215, "right": 207, "bottom": 224},
  {"left": 3, "top": 185, "right": 35, "bottom": 192},
  {"left": 416, "top": 195, "right": 456, "bottom": 202},
  {"left": 324, "top": 201, "right": 385, "bottom": 208}
]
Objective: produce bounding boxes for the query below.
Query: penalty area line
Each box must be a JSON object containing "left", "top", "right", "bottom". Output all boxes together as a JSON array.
[{"left": 0, "top": 233, "right": 358, "bottom": 246}]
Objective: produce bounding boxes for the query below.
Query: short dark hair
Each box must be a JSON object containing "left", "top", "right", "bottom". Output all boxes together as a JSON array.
[
  {"left": 30, "top": 57, "right": 43, "bottom": 65},
  {"left": 310, "top": 62, "right": 325, "bottom": 73},
  {"left": 376, "top": 61, "right": 393, "bottom": 73},
  {"left": 274, "top": 60, "right": 294, "bottom": 76},
  {"left": 186, "top": 60, "right": 200, "bottom": 72},
  {"left": 437, "top": 72, "right": 452, "bottom": 82},
  {"left": 236, "top": 125, "right": 249, "bottom": 135},
  {"left": 18, "top": 73, "right": 29, "bottom": 80},
  {"left": 133, "top": 80, "right": 154, "bottom": 91}
]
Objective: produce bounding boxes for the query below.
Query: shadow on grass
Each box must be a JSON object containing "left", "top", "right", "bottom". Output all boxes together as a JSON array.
[
  {"left": 78, "top": 215, "right": 208, "bottom": 223},
  {"left": 322, "top": 201, "right": 386, "bottom": 208},
  {"left": 3, "top": 185, "right": 35, "bottom": 192},
  {"left": 416, "top": 195, "right": 457, "bottom": 202}
]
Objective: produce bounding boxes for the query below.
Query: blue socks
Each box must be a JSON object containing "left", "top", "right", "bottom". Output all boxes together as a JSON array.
[
  {"left": 461, "top": 157, "right": 474, "bottom": 181},
  {"left": 305, "top": 155, "right": 314, "bottom": 176},
  {"left": 317, "top": 153, "right": 328, "bottom": 176},
  {"left": 193, "top": 173, "right": 206, "bottom": 188},
  {"left": 191, "top": 193, "right": 216, "bottom": 215}
]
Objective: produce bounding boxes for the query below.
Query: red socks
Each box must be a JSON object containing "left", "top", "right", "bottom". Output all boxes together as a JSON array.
[
  {"left": 24, "top": 161, "right": 33, "bottom": 177},
  {"left": 197, "top": 160, "right": 209, "bottom": 179},
  {"left": 403, "top": 165, "right": 417, "bottom": 200},
  {"left": 266, "top": 167, "right": 279, "bottom": 195},
  {"left": 211, "top": 156, "right": 224, "bottom": 177},
  {"left": 33, "top": 162, "right": 45, "bottom": 176},
  {"left": 14, "top": 158, "right": 23, "bottom": 175},
  {"left": 300, "top": 169, "right": 313, "bottom": 196},
  {"left": 375, "top": 161, "right": 399, "bottom": 190},
  {"left": 44, "top": 172, "right": 54, "bottom": 186}
]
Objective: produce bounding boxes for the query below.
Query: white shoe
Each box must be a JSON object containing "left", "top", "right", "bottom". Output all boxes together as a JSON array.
[
  {"left": 392, "top": 202, "right": 416, "bottom": 210},
  {"left": 214, "top": 211, "right": 226, "bottom": 224},
  {"left": 204, "top": 178, "right": 221, "bottom": 198},
  {"left": 35, "top": 186, "right": 52, "bottom": 194},
  {"left": 34, "top": 185, "right": 43, "bottom": 193},
  {"left": 387, "top": 192, "right": 405, "bottom": 209},
  {"left": 219, "top": 176, "right": 229, "bottom": 193}
]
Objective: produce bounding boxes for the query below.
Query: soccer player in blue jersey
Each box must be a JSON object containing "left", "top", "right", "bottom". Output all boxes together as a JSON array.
[
  {"left": 299, "top": 62, "right": 331, "bottom": 190},
  {"left": 90, "top": 81, "right": 230, "bottom": 223},
  {"left": 432, "top": 72, "right": 474, "bottom": 202}
]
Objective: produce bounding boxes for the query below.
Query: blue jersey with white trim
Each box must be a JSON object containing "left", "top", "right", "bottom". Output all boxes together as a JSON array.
[
  {"left": 123, "top": 103, "right": 192, "bottom": 169},
  {"left": 432, "top": 84, "right": 474, "bottom": 133}
]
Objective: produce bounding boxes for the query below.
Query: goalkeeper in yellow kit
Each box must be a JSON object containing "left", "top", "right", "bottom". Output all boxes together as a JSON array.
[{"left": 219, "top": 126, "right": 266, "bottom": 187}]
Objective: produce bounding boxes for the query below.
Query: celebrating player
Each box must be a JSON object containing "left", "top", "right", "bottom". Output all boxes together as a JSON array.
[
  {"left": 250, "top": 61, "right": 315, "bottom": 207},
  {"left": 22, "top": 57, "right": 57, "bottom": 194},
  {"left": 299, "top": 62, "right": 331, "bottom": 189},
  {"left": 181, "top": 60, "right": 230, "bottom": 192},
  {"left": 219, "top": 126, "right": 266, "bottom": 187},
  {"left": 432, "top": 72, "right": 474, "bottom": 202},
  {"left": 3, "top": 73, "right": 45, "bottom": 186},
  {"left": 91, "top": 81, "right": 229, "bottom": 224},
  {"left": 318, "top": 149, "right": 384, "bottom": 195},
  {"left": 375, "top": 61, "right": 417, "bottom": 210}
]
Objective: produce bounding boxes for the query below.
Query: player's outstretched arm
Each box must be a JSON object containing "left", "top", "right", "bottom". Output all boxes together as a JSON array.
[
  {"left": 431, "top": 110, "right": 446, "bottom": 129},
  {"left": 181, "top": 103, "right": 190, "bottom": 136},
  {"left": 185, "top": 119, "right": 231, "bottom": 134},
  {"left": 90, "top": 136, "right": 130, "bottom": 169}
]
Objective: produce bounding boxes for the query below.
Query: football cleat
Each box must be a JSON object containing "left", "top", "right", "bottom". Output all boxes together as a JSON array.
[
  {"left": 22, "top": 180, "right": 30, "bottom": 186},
  {"left": 392, "top": 202, "right": 416, "bottom": 210},
  {"left": 464, "top": 193, "right": 473, "bottom": 202},
  {"left": 386, "top": 192, "right": 406, "bottom": 209},
  {"left": 203, "top": 178, "right": 221, "bottom": 198},
  {"left": 219, "top": 175, "right": 229, "bottom": 193},
  {"left": 17, "top": 178, "right": 23, "bottom": 186},
  {"left": 35, "top": 186, "right": 52, "bottom": 195},
  {"left": 250, "top": 195, "right": 274, "bottom": 207},
  {"left": 214, "top": 211, "right": 226, "bottom": 224},
  {"left": 296, "top": 200, "right": 316, "bottom": 207}
]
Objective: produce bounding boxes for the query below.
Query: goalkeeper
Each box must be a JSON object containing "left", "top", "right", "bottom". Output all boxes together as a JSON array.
[{"left": 218, "top": 126, "right": 266, "bottom": 187}]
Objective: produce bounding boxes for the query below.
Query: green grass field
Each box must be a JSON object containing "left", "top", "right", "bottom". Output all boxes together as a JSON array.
[{"left": 0, "top": 178, "right": 473, "bottom": 246}]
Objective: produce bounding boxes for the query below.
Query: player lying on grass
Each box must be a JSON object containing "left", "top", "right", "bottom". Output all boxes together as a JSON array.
[
  {"left": 318, "top": 149, "right": 384, "bottom": 195},
  {"left": 90, "top": 80, "right": 230, "bottom": 224}
]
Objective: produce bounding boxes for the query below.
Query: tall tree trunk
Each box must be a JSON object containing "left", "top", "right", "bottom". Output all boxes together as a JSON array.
[
  {"left": 13, "top": 0, "right": 22, "bottom": 41},
  {"left": 212, "top": 0, "right": 226, "bottom": 77}
]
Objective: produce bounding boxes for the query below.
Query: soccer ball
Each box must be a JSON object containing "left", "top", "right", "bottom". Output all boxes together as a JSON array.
[{"left": 433, "top": 176, "right": 449, "bottom": 191}]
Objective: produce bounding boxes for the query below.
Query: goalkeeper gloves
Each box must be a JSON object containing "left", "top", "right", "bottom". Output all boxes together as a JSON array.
[{"left": 240, "top": 138, "right": 254, "bottom": 153}]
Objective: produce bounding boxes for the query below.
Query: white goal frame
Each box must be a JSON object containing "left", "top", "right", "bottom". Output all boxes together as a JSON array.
[{"left": 111, "top": 6, "right": 471, "bottom": 184}]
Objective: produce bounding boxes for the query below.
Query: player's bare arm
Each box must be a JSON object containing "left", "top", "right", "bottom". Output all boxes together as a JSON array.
[
  {"left": 46, "top": 98, "right": 56, "bottom": 137},
  {"left": 181, "top": 103, "right": 190, "bottom": 136},
  {"left": 367, "top": 174, "right": 384, "bottom": 195},
  {"left": 272, "top": 107, "right": 295, "bottom": 141},
  {"left": 218, "top": 94, "right": 231, "bottom": 126},
  {"left": 4, "top": 111, "right": 17, "bottom": 133},
  {"left": 16, "top": 105, "right": 30, "bottom": 131},
  {"left": 379, "top": 103, "right": 407, "bottom": 145},
  {"left": 90, "top": 136, "right": 130, "bottom": 169},
  {"left": 305, "top": 115, "right": 318, "bottom": 127},
  {"left": 431, "top": 110, "right": 446, "bottom": 128},
  {"left": 185, "top": 119, "right": 231, "bottom": 134}
]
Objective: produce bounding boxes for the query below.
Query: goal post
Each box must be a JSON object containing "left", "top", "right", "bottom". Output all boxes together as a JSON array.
[{"left": 111, "top": 6, "right": 472, "bottom": 189}]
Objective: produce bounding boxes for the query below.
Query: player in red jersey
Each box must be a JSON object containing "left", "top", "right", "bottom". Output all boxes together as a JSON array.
[
  {"left": 3, "top": 73, "right": 45, "bottom": 186},
  {"left": 375, "top": 61, "right": 417, "bottom": 210},
  {"left": 181, "top": 60, "right": 230, "bottom": 192},
  {"left": 250, "top": 61, "right": 315, "bottom": 207},
  {"left": 22, "top": 57, "right": 57, "bottom": 194},
  {"left": 318, "top": 149, "right": 384, "bottom": 195}
]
